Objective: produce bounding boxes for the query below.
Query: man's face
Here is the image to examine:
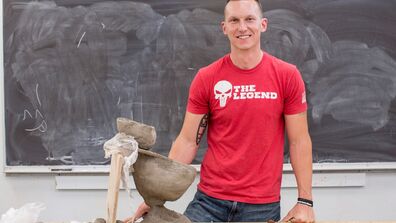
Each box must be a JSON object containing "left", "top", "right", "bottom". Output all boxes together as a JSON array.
[{"left": 222, "top": 0, "right": 267, "bottom": 51}]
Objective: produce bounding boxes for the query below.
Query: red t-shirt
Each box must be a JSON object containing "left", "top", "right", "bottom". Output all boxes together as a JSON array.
[{"left": 187, "top": 52, "right": 307, "bottom": 204}]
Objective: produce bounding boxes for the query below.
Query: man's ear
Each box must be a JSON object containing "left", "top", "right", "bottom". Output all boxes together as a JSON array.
[
  {"left": 221, "top": 21, "right": 227, "bottom": 35},
  {"left": 261, "top": 18, "right": 268, "bottom": 32}
]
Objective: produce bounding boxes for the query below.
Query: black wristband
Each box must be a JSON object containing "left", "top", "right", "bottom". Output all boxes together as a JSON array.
[{"left": 297, "top": 198, "right": 313, "bottom": 207}]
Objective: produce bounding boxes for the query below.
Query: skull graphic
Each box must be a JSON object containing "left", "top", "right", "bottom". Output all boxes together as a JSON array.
[{"left": 214, "top": 80, "right": 233, "bottom": 107}]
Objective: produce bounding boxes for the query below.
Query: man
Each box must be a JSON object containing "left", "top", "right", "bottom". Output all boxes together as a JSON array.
[{"left": 125, "top": 0, "right": 315, "bottom": 222}]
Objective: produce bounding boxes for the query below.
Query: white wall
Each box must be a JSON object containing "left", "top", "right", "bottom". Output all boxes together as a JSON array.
[{"left": 1, "top": 164, "right": 396, "bottom": 222}]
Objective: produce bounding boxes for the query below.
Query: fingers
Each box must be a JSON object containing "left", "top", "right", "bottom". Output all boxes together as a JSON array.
[
  {"left": 123, "top": 212, "right": 139, "bottom": 223},
  {"left": 123, "top": 202, "right": 150, "bottom": 223},
  {"left": 123, "top": 216, "right": 135, "bottom": 223},
  {"left": 124, "top": 215, "right": 144, "bottom": 223},
  {"left": 135, "top": 203, "right": 150, "bottom": 218},
  {"left": 280, "top": 213, "right": 293, "bottom": 222},
  {"left": 288, "top": 217, "right": 297, "bottom": 223},
  {"left": 283, "top": 216, "right": 315, "bottom": 223},
  {"left": 280, "top": 217, "right": 303, "bottom": 223},
  {"left": 281, "top": 203, "right": 315, "bottom": 223},
  {"left": 284, "top": 217, "right": 296, "bottom": 223}
]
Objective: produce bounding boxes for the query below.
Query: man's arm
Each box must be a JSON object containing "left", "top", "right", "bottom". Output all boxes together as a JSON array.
[
  {"left": 168, "top": 111, "right": 208, "bottom": 164},
  {"left": 287, "top": 111, "right": 313, "bottom": 200},
  {"left": 281, "top": 111, "right": 315, "bottom": 223},
  {"left": 124, "top": 111, "right": 207, "bottom": 223}
]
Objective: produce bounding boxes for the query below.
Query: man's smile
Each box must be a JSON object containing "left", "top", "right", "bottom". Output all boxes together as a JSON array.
[{"left": 236, "top": 34, "right": 252, "bottom": 39}]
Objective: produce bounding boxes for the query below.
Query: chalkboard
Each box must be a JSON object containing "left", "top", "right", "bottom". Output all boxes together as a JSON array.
[{"left": 4, "top": 0, "right": 396, "bottom": 166}]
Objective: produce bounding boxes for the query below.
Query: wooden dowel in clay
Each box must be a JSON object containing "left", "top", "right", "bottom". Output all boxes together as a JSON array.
[{"left": 106, "top": 153, "right": 124, "bottom": 223}]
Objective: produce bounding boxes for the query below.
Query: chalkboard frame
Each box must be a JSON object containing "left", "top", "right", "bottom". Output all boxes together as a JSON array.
[
  {"left": 3, "top": 0, "right": 396, "bottom": 172},
  {"left": 4, "top": 163, "right": 396, "bottom": 174}
]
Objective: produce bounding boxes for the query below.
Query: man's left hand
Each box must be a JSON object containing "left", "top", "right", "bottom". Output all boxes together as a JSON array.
[{"left": 281, "top": 203, "right": 315, "bottom": 223}]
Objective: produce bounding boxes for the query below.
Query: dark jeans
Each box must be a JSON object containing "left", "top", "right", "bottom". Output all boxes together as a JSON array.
[{"left": 184, "top": 189, "right": 281, "bottom": 222}]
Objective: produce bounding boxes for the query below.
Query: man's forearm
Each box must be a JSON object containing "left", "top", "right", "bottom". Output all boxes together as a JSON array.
[
  {"left": 289, "top": 135, "right": 313, "bottom": 200},
  {"left": 168, "top": 112, "right": 207, "bottom": 164},
  {"left": 168, "top": 135, "right": 198, "bottom": 164}
]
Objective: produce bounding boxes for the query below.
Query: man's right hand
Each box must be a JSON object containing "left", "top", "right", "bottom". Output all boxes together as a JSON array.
[{"left": 123, "top": 202, "right": 150, "bottom": 223}]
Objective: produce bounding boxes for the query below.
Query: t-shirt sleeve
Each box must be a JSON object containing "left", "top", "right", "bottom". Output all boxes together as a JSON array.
[
  {"left": 283, "top": 67, "right": 308, "bottom": 115},
  {"left": 187, "top": 70, "right": 210, "bottom": 114}
]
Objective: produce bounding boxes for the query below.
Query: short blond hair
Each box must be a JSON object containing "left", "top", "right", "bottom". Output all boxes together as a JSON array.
[{"left": 225, "top": 0, "right": 263, "bottom": 17}]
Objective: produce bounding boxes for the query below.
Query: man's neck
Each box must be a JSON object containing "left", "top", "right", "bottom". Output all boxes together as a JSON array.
[{"left": 229, "top": 48, "right": 263, "bottom": 70}]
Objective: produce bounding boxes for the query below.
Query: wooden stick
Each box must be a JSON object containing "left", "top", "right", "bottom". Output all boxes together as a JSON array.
[{"left": 106, "top": 153, "right": 124, "bottom": 223}]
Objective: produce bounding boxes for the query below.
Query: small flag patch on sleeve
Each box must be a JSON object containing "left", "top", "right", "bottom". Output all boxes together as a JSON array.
[{"left": 302, "top": 91, "right": 306, "bottom": 104}]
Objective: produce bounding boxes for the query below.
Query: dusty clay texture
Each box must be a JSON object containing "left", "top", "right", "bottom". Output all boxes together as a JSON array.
[
  {"left": 116, "top": 117, "right": 156, "bottom": 149},
  {"left": 141, "top": 206, "right": 191, "bottom": 223},
  {"left": 132, "top": 149, "right": 196, "bottom": 223}
]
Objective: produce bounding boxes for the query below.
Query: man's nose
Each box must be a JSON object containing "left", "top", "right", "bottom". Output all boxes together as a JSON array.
[{"left": 238, "top": 21, "right": 248, "bottom": 32}]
